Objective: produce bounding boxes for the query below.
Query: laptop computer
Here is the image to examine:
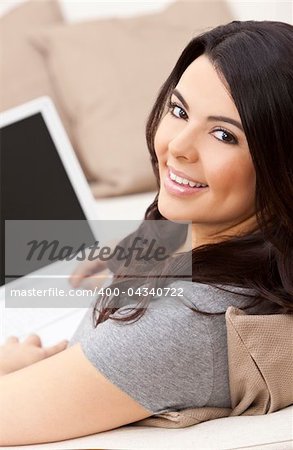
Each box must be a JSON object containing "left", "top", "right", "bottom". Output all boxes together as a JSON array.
[{"left": 0, "top": 96, "right": 117, "bottom": 345}]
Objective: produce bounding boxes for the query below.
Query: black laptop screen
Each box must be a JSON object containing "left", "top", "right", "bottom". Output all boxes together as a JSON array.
[{"left": 0, "top": 113, "right": 96, "bottom": 284}]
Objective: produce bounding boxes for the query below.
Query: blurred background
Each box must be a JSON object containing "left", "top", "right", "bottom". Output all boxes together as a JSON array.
[{"left": 0, "top": 0, "right": 292, "bottom": 219}]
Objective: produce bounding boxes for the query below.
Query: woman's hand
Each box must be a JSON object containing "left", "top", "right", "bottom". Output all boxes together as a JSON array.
[
  {"left": 69, "top": 239, "right": 117, "bottom": 289},
  {"left": 69, "top": 258, "right": 109, "bottom": 290},
  {"left": 0, "top": 334, "right": 68, "bottom": 376}
]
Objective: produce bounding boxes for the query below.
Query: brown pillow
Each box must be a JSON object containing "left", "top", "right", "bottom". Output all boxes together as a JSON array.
[
  {"left": 0, "top": 0, "right": 71, "bottom": 137},
  {"left": 32, "top": 1, "right": 233, "bottom": 197}
]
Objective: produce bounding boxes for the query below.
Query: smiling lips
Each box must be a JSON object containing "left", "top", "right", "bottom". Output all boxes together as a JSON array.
[
  {"left": 167, "top": 165, "right": 208, "bottom": 187},
  {"left": 164, "top": 168, "right": 209, "bottom": 196}
]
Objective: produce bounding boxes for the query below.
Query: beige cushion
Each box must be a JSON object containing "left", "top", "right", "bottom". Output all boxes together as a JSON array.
[
  {"left": 31, "top": 1, "right": 233, "bottom": 197},
  {"left": 0, "top": 0, "right": 73, "bottom": 134}
]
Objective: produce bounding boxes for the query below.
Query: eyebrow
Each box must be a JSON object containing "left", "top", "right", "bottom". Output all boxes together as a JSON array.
[{"left": 171, "top": 88, "right": 244, "bottom": 132}]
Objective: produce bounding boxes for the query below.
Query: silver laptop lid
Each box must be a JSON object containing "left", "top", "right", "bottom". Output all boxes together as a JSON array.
[{"left": 0, "top": 96, "right": 100, "bottom": 286}]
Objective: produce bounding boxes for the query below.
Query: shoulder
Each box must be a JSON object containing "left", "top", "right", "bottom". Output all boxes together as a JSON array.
[
  {"left": 70, "top": 287, "right": 213, "bottom": 351},
  {"left": 70, "top": 290, "right": 214, "bottom": 365},
  {"left": 69, "top": 290, "right": 215, "bottom": 414}
]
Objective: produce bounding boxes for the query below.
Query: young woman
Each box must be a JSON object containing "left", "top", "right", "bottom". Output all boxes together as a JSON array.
[{"left": 0, "top": 20, "right": 292, "bottom": 445}]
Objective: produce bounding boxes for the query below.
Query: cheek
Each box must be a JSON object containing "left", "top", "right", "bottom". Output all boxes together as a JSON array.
[
  {"left": 154, "top": 119, "right": 171, "bottom": 159},
  {"left": 209, "top": 154, "right": 256, "bottom": 198},
  {"left": 154, "top": 129, "right": 164, "bottom": 159}
]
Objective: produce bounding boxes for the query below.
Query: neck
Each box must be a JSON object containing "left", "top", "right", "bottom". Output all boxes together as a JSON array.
[
  {"left": 194, "top": 214, "right": 259, "bottom": 248},
  {"left": 175, "top": 214, "right": 259, "bottom": 253}
]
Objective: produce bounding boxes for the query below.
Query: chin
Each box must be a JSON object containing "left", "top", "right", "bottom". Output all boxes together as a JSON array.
[{"left": 158, "top": 199, "right": 190, "bottom": 223}]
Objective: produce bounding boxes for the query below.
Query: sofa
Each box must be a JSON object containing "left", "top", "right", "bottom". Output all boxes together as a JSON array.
[
  {"left": 0, "top": 1, "right": 292, "bottom": 449},
  {"left": 0, "top": 406, "right": 291, "bottom": 450}
]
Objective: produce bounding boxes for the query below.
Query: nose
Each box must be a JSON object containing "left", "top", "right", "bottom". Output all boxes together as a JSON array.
[{"left": 168, "top": 124, "right": 200, "bottom": 162}]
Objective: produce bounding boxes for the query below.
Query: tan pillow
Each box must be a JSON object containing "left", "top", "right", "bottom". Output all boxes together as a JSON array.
[
  {"left": 31, "top": 1, "right": 233, "bottom": 197},
  {"left": 0, "top": 0, "right": 73, "bottom": 139}
]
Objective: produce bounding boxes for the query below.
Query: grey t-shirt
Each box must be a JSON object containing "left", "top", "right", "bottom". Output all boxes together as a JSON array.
[{"left": 68, "top": 280, "right": 278, "bottom": 415}]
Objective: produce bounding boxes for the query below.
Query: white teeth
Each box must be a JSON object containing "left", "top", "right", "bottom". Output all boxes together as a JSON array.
[{"left": 169, "top": 170, "right": 208, "bottom": 188}]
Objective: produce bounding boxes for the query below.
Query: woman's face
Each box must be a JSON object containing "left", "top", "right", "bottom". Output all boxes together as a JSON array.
[{"left": 154, "top": 54, "right": 258, "bottom": 246}]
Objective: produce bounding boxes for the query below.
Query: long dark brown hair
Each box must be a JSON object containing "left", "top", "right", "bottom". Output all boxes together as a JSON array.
[{"left": 93, "top": 20, "right": 293, "bottom": 327}]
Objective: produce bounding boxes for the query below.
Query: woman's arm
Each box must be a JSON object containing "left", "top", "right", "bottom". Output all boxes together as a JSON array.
[{"left": 0, "top": 343, "right": 152, "bottom": 446}]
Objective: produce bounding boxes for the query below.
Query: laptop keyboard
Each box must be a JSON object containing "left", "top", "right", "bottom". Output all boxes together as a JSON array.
[{"left": 1, "top": 307, "right": 81, "bottom": 340}]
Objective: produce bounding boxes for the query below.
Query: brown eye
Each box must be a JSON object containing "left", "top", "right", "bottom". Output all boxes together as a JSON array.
[
  {"left": 167, "top": 101, "right": 188, "bottom": 120},
  {"left": 212, "top": 128, "right": 238, "bottom": 145}
]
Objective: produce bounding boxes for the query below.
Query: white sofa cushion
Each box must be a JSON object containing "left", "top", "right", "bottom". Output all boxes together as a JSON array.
[{"left": 0, "top": 405, "right": 291, "bottom": 449}]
